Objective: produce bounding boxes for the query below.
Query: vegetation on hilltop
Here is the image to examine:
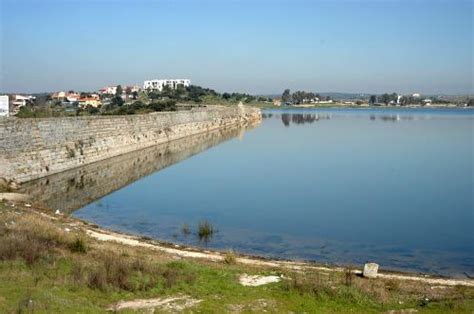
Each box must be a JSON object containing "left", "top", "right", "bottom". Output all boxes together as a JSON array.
[{"left": 15, "top": 84, "right": 272, "bottom": 118}]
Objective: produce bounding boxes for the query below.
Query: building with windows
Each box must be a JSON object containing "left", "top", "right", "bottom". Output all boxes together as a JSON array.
[
  {"left": 143, "top": 79, "right": 191, "bottom": 91},
  {"left": 12, "top": 95, "right": 35, "bottom": 108},
  {"left": 78, "top": 97, "right": 101, "bottom": 108},
  {"left": 0, "top": 95, "right": 9, "bottom": 117},
  {"left": 51, "top": 91, "right": 80, "bottom": 102}
]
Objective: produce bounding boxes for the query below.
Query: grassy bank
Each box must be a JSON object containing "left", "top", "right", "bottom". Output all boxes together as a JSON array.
[{"left": 1, "top": 201, "right": 473, "bottom": 313}]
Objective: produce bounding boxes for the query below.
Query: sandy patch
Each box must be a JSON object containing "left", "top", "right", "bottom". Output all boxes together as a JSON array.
[
  {"left": 239, "top": 274, "right": 281, "bottom": 286},
  {"left": 107, "top": 295, "right": 201, "bottom": 312}
]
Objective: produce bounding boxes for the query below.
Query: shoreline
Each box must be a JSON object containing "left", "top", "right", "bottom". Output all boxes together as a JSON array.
[
  {"left": 11, "top": 199, "right": 474, "bottom": 287},
  {"left": 252, "top": 103, "right": 474, "bottom": 110},
  {"left": 2, "top": 199, "right": 474, "bottom": 312}
]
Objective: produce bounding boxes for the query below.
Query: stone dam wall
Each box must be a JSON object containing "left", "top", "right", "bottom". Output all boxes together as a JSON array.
[
  {"left": 21, "top": 123, "right": 258, "bottom": 213},
  {"left": 0, "top": 105, "right": 261, "bottom": 183}
]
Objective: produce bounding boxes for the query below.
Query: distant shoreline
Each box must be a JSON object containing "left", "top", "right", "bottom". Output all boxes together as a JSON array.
[{"left": 252, "top": 103, "right": 474, "bottom": 110}]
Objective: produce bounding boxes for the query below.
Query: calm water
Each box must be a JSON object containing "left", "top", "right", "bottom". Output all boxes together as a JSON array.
[{"left": 72, "top": 108, "right": 473, "bottom": 277}]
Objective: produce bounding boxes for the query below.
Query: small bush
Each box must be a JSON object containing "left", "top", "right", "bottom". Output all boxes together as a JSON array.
[
  {"left": 162, "top": 262, "right": 196, "bottom": 288},
  {"left": 82, "top": 251, "right": 165, "bottom": 292},
  {"left": 344, "top": 266, "right": 354, "bottom": 287},
  {"left": 284, "top": 272, "right": 334, "bottom": 297},
  {"left": 0, "top": 213, "right": 71, "bottom": 265},
  {"left": 69, "top": 238, "right": 87, "bottom": 253},
  {"left": 223, "top": 250, "right": 237, "bottom": 265},
  {"left": 87, "top": 266, "right": 108, "bottom": 291}
]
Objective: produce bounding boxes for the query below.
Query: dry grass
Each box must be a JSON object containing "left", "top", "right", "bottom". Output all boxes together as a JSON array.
[
  {"left": 223, "top": 250, "right": 237, "bottom": 265},
  {"left": 0, "top": 212, "right": 75, "bottom": 264},
  {"left": 71, "top": 250, "right": 195, "bottom": 292},
  {"left": 0, "top": 208, "right": 196, "bottom": 293},
  {"left": 344, "top": 266, "right": 354, "bottom": 286}
]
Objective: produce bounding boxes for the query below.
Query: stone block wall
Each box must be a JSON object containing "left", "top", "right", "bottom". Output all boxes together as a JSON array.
[
  {"left": 21, "top": 122, "right": 258, "bottom": 213},
  {"left": 0, "top": 105, "right": 261, "bottom": 183}
]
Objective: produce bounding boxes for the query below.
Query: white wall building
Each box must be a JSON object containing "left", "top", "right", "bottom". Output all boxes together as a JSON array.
[
  {"left": 12, "top": 95, "right": 35, "bottom": 108},
  {"left": 0, "top": 95, "right": 9, "bottom": 117},
  {"left": 143, "top": 79, "right": 191, "bottom": 92},
  {"left": 99, "top": 86, "right": 118, "bottom": 95}
]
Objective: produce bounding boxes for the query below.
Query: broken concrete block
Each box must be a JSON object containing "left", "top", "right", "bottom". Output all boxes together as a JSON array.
[{"left": 363, "top": 263, "right": 379, "bottom": 278}]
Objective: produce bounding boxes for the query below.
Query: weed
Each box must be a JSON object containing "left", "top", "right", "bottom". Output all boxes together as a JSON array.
[
  {"left": 71, "top": 262, "right": 85, "bottom": 284},
  {"left": 181, "top": 223, "right": 191, "bottom": 236},
  {"left": 66, "top": 146, "right": 76, "bottom": 158},
  {"left": 223, "top": 250, "right": 237, "bottom": 265},
  {"left": 0, "top": 213, "right": 70, "bottom": 265},
  {"left": 69, "top": 238, "right": 87, "bottom": 253},
  {"left": 162, "top": 262, "right": 196, "bottom": 288},
  {"left": 197, "top": 220, "right": 214, "bottom": 242},
  {"left": 344, "top": 266, "right": 354, "bottom": 286}
]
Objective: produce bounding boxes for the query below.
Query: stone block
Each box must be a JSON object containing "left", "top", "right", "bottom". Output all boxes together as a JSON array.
[{"left": 363, "top": 263, "right": 379, "bottom": 278}]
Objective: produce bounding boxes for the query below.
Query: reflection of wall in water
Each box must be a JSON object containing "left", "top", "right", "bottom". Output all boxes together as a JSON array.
[
  {"left": 21, "top": 123, "right": 257, "bottom": 214},
  {"left": 1, "top": 106, "right": 261, "bottom": 183}
]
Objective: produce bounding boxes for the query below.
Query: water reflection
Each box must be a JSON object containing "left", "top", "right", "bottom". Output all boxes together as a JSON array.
[
  {"left": 21, "top": 122, "right": 259, "bottom": 214},
  {"left": 281, "top": 113, "right": 331, "bottom": 126},
  {"left": 28, "top": 108, "right": 473, "bottom": 278},
  {"left": 370, "top": 114, "right": 415, "bottom": 122}
]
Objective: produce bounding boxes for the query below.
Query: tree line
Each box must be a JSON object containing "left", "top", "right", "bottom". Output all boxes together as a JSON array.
[{"left": 281, "top": 89, "right": 331, "bottom": 104}]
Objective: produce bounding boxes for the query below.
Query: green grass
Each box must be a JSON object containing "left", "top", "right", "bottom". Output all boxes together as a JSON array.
[{"left": 1, "top": 202, "right": 473, "bottom": 313}]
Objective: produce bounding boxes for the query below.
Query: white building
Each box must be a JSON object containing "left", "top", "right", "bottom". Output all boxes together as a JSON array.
[
  {"left": 99, "top": 86, "right": 118, "bottom": 95},
  {"left": 412, "top": 93, "right": 421, "bottom": 98},
  {"left": 12, "top": 95, "right": 35, "bottom": 108},
  {"left": 143, "top": 79, "right": 191, "bottom": 92},
  {"left": 0, "top": 95, "right": 9, "bottom": 117}
]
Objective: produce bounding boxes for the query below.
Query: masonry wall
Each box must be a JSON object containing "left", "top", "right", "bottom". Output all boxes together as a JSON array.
[
  {"left": 0, "top": 105, "right": 261, "bottom": 183},
  {"left": 21, "top": 123, "right": 258, "bottom": 213}
]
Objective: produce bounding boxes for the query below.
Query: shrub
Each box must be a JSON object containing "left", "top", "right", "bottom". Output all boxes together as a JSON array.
[
  {"left": 83, "top": 251, "right": 166, "bottom": 292},
  {"left": 0, "top": 213, "right": 71, "bottom": 265},
  {"left": 162, "top": 262, "right": 196, "bottom": 288},
  {"left": 223, "top": 250, "right": 236, "bottom": 265},
  {"left": 149, "top": 100, "right": 177, "bottom": 112},
  {"left": 344, "top": 266, "right": 354, "bottom": 287},
  {"left": 69, "top": 238, "right": 87, "bottom": 253},
  {"left": 87, "top": 266, "right": 108, "bottom": 291},
  {"left": 284, "top": 272, "right": 333, "bottom": 297}
]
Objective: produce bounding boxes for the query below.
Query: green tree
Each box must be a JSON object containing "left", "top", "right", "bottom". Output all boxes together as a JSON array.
[
  {"left": 116, "top": 85, "right": 123, "bottom": 96},
  {"left": 369, "top": 95, "right": 377, "bottom": 104},
  {"left": 380, "top": 93, "right": 390, "bottom": 105},
  {"left": 111, "top": 95, "right": 124, "bottom": 107},
  {"left": 281, "top": 89, "right": 291, "bottom": 103}
]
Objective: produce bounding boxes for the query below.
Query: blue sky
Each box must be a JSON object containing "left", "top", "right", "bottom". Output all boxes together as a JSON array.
[{"left": 1, "top": 0, "right": 472, "bottom": 94}]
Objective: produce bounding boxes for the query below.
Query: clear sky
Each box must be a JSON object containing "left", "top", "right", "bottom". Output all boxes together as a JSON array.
[{"left": 0, "top": 0, "right": 472, "bottom": 95}]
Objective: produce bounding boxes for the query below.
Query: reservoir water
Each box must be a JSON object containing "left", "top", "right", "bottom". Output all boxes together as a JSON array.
[{"left": 31, "top": 108, "right": 474, "bottom": 277}]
